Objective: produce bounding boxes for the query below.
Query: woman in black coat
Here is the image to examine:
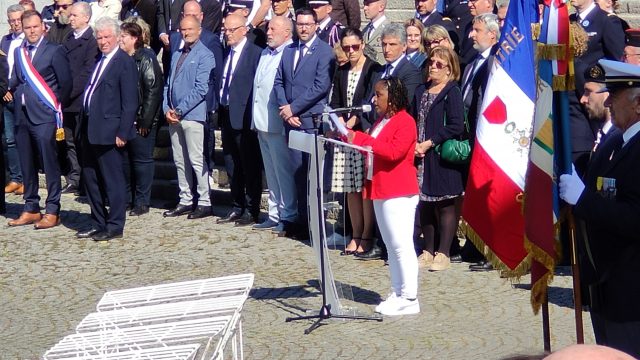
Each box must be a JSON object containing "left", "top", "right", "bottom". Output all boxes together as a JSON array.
[
  {"left": 119, "top": 21, "right": 163, "bottom": 216},
  {"left": 412, "top": 46, "right": 465, "bottom": 271},
  {"left": 329, "top": 28, "right": 382, "bottom": 256}
]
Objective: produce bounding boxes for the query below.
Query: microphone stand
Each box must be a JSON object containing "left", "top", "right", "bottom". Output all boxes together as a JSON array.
[{"left": 286, "top": 113, "right": 382, "bottom": 334}]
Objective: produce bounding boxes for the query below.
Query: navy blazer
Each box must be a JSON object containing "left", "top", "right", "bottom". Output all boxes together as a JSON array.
[
  {"left": 1, "top": 34, "right": 12, "bottom": 55},
  {"left": 63, "top": 27, "right": 100, "bottom": 112},
  {"left": 83, "top": 49, "right": 138, "bottom": 145},
  {"left": 10, "top": 38, "right": 72, "bottom": 126},
  {"left": 274, "top": 38, "right": 335, "bottom": 131},
  {"left": 220, "top": 41, "right": 262, "bottom": 130},
  {"left": 412, "top": 81, "right": 466, "bottom": 197},
  {"left": 170, "top": 31, "right": 223, "bottom": 112},
  {"left": 370, "top": 56, "right": 422, "bottom": 108}
]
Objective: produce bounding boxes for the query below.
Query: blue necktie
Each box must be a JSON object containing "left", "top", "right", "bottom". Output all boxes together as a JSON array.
[{"left": 221, "top": 49, "right": 235, "bottom": 106}]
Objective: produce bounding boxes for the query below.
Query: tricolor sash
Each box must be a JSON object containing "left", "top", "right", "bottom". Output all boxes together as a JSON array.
[{"left": 17, "top": 45, "right": 64, "bottom": 141}]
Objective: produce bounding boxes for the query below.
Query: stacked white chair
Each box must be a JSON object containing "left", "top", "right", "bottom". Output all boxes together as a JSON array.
[{"left": 44, "top": 274, "right": 254, "bottom": 360}]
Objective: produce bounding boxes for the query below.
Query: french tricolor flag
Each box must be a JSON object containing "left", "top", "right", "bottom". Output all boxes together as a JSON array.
[{"left": 461, "top": 0, "right": 538, "bottom": 273}]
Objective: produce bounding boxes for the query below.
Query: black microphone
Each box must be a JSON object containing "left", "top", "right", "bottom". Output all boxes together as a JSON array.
[{"left": 307, "top": 104, "right": 373, "bottom": 118}]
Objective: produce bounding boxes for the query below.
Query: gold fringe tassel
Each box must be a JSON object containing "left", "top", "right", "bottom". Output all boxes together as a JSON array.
[
  {"left": 459, "top": 220, "right": 532, "bottom": 280},
  {"left": 536, "top": 44, "right": 567, "bottom": 61}
]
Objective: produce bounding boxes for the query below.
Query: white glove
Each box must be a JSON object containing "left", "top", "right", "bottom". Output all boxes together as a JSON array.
[{"left": 559, "top": 164, "right": 585, "bottom": 205}]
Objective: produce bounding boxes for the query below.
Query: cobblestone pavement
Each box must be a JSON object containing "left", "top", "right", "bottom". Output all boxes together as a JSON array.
[{"left": 0, "top": 191, "right": 594, "bottom": 360}]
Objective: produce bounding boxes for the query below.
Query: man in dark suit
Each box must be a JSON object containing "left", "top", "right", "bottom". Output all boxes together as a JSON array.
[
  {"left": 169, "top": 0, "right": 223, "bottom": 174},
  {"left": 79, "top": 17, "right": 138, "bottom": 241},
  {"left": 559, "top": 60, "right": 640, "bottom": 358},
  {"left": 274, "top": 8, "right": 335, "bottom": 237},
  {"left": 310, "top": 0, "right": 343, "bottom": 47},
  {"left": 459, "top": 0, "right": 495, "bottom": 71},
  {"left": 2, "top": 4, "right": 26, "bottom": 196},
  {"left": 569, "top": 0, "right": 625, "bottom": 176},
  {"left": 370, "top": 23, "right": 422, "bottom": 106},
  {"left": 215, "top": 14, "right": 263, "bottom": 225},
  {"left": 225, "top": 0, "right": 268, "bottom": 49},
  {"left": 60, "top": 1, "right": 100, "bottom": 195},
  {"left": 8, "top": 10, "right": 71, "bottom": 229}
]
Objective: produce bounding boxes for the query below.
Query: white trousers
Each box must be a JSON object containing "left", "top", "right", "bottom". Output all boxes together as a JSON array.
[
  {"left": 169, "top": 120, "right": 211, "bottom": 206},
  {"left": 373, "top": 195, "right": 419, "bottom": 299}
]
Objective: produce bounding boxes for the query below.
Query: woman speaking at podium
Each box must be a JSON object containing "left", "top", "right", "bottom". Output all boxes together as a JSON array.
[{"left": 346, "top": 77, "right": 420, "bottom": 316}]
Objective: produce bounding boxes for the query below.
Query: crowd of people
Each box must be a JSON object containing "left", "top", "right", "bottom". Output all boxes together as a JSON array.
[{"left": 0, "top": 0, "right": 640, "bottom": 352}]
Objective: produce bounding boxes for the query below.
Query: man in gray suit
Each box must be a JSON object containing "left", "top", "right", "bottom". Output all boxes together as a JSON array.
[
  {"left": 362, "top": 0, "right": 390, "bottom": 65},
  {"left": 162, "top": 15, "right": 215, "bottom": 219}
]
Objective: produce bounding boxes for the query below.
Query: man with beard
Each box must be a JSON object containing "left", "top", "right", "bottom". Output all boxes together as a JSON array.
[{"left": 45, "top": 0, "right": 74, "bottom": 44}]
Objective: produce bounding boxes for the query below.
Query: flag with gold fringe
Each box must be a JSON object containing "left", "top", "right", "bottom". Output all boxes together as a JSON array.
[
  {"left": 524, "top": 0, "right": 574, "bottom": 314},
  {"left": 461, "top": 0, "right": 538, "bottom": 274}
]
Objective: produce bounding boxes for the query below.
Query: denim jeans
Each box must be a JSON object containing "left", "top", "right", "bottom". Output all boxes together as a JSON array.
[{"left": 3, "top": 102, "right": 23, "bottom": 183}]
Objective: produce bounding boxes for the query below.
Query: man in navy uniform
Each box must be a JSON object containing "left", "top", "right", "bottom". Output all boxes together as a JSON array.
[
  {"left": 560, "top": 59, "right": 640, "bottom": 358},
  {"left": 310, "top": 0, "right": 343, "bottom": 47},
  {"left": 569, "top": 0, "right": 625, "bottom": 176}
]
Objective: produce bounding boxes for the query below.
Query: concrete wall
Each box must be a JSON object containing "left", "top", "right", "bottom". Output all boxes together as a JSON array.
[{"left": 0, "top": 0, "right": 48, "bottom": 35}]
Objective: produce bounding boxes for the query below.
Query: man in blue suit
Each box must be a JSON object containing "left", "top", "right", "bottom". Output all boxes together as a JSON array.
[
  {"left": 162, "top": 15, "right": 215, "bottom": 219},
  {"left": 274, "top": 8, "right": 335, "bottom": 238},
  {"left": 169, "top": 0, "right": 223, "bottom": 174},
  {"left": 78, "top": 17, "right": 138, "bottom": 241},
  {"left": 215, "top": 13, "right": 263, "bottom": 226},
  {"left": 8, "top": 10, "right": 71, "bottom": 229}
]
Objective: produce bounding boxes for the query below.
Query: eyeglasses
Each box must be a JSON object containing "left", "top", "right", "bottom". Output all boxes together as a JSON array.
[
  {"left": 341, "top": 44, "right": 361, "bottom": 52},
  {"left": 427, "top": 38, "right": 445, "bottom": 46},
  {"left": 55, "top": 4, "right": 71, "bottom": 9},
  {"left": 296, "top": 22, "right": 316, "bottom": 28},
  {"left": 223, "top": 25, "right": 245, "bottom": 33},
  {"left": 428, "top": 60, "right": 448, "bottom": 69}
]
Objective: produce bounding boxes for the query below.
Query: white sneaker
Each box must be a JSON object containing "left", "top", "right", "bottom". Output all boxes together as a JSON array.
[
  {"left": 374, "top": 292, "right": 398, "bottom": 313},
  {"left": 379, "top": 297, "right": 420, "bottom": 316}
]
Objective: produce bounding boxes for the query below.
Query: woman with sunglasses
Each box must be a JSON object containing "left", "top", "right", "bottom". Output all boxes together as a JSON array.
[
  {"left": 329, "top": 28, "right": 382, "bottom": 256},
  {"left": 404, "top": 19, "right": 427, "bottom": 70},
  {"left": 346, "top": 77, "right": 420, "bottom": 316},
  {"left": 423, "top": 24, "right": 456, "bottom": 52},
  {"left": 412, "top": 46, "right": 465, "bottom": 272}
]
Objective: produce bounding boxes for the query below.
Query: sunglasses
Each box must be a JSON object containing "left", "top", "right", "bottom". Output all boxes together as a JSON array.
[
  {"left": 56, "top": 4, "right": 71, "bottom": 9},
  {"left": 341, "top": 44, "right": 361, "bottom": 52},
  {"left": 428, "top": 60, "right": 448, "bottom": 69},
  {"left": 427, "top": 38, "right": 444, "bottom": 46}
]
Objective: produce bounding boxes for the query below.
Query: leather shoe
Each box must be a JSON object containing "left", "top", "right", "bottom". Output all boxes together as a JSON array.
[
  {"left": 5, "top": 181, "right": 22, "bottom": 193},
  {"left": 77, "top": 228, "right": 100, "bottom": 238},
  {"left": 129, "top": 205, "right": 149, "bottom": 216},
  {"left": 235, "top": 213, "right": 259, "bottom": 226},
  {"left": 163, "top": 204, "right": 193, "bottom": 217},
  {"left": 187, "top": 205, "right": 212, "bottom": 219},
  {"left": 469, "top": 260, "right": 494, "bottom": 272},
  {"left": 92, "top": 231, "right": 123, "bottom": 241},
  {"left": 354, "top": 246, "right": 383, "bottom": 261},
  {"left": 253, "top": 219, "right": 278, "bottom": 229},
  {"left": 450, "top": 254, "right": 463, "bottom": 263},
  {"left": 34, "top": 213, "right": 60, "bottom": 229},
  {"left": 8, "top": 211, "right": 42, "bottom": 226},
  {"left": 14, "top": 184, "right": 24, "bottom": 195},
  {"left": 217, "top": 210, "right": 243, "bottom": 224},
  {"left": 61, "top": 183, "right": 79, "bottom": 194}
]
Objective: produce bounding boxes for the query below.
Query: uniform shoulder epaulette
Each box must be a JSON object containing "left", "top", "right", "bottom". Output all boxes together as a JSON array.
[
  {"left": 607, "top": 12, "right": 619, "bottom": 18},
  {"left": 0, "top": 50, "right": 5, "bottom": 57},
  {"left": 442, "top": 17, "right": 452, "bottom": 21}
]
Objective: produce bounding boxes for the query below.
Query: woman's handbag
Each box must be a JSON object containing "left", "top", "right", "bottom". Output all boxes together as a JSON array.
[{"left": 434, "top": 96, "right": 471, "bottom": 164}]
